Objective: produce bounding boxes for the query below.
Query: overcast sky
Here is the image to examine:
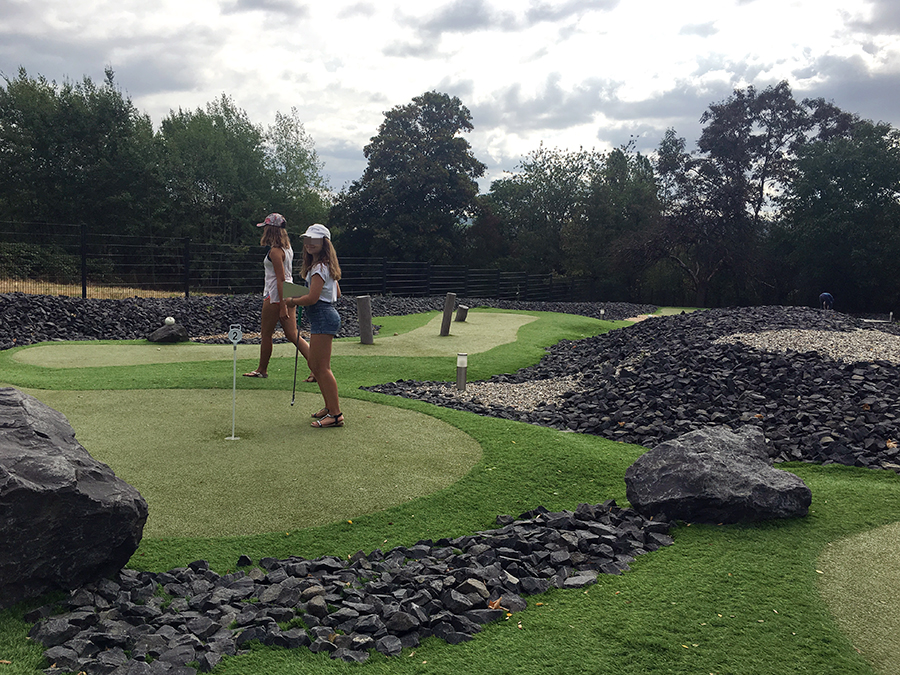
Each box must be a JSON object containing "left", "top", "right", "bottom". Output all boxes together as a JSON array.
[{"left": 2, "top": 0, "right": 899, "bottom": 191}]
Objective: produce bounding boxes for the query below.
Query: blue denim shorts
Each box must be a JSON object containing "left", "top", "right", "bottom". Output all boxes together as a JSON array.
[{"left": 306, "top": 300, "right": 341, "bottom": 335}]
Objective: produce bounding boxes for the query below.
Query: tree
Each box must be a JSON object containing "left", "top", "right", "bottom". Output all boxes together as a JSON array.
[
  {"left": 485, "top": 144, "right": 598, "bottom": 274},
  {"left": 330, "top": 91, "right": 486, "bottom": 262},
  {"left": 650, "top": 82, "right": 858, "bottom": 306},
  {"left": 564, "top": 144, "right": 662, "bottom": 298},
  {"left": 652, "top": 128, "right": 734, "bottom": 306},
  {"left": 265, "top": 107, "right": 330, "bottom": 228},
  {"left": 0, "top": 67, "right": 161, "bottom": 232},
  {"left": 777, "top": 119, "right": 900, "bottom": 311},
  {"left": 157, "top": 94, "right": 273, "bottom": 245}
]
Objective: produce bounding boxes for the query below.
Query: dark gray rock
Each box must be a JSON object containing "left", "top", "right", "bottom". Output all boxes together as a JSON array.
[
  {"left": 147, "top": 324, "right": 189, "bottom": 343},
  {"left": 375, "top": 634, "right": 403, "bottom": 656},
  {"left": 0, "top": 388, "right": 148, "bottom": 609},
  {"left": 28, "top": 500, "right": 673, "bottom": 673},
  {"left": 625, "top": 426, "right": 812, "bottom": 523},
  {"left": 368, "top": 305, "right": 900, "bottom": 473}
]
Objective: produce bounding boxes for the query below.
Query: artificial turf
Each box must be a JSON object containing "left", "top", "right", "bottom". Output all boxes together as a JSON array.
[{"left": 0, "top": 308, "right": 897, "bottom": 674}]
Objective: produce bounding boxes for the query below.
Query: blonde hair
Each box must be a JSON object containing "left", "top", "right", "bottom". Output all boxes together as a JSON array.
[
  {"left": 260, "top": 226, "right": 291, "bottom": 250},
  {"left": 301, "top": 238, "right": 342, "bottom": 281}
]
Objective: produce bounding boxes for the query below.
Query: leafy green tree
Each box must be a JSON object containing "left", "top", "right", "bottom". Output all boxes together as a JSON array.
[
  {"left": 157, "top": 94, "right": 273, "bottom": 245},
  {"left": 651, "top": 82, "right": 858, "bottom": 306},
  {"left": 0, "top": 67, "right": 161, "bottom": 233},
  {"left": 486, "top": 144, "right": 598, "bottom": 274},
  {"left": 652, "top": 128, "right": 739, "bottom": 306},
  {"left": 265, "top": 107, "right": 330, "bottom": 229},
  {"left": 563, "top": 144, "right": 662, "bottom": 298},
  {"left": 777, "top": 119, "right": 900, "bottom": 311},
  {"left": 330, "top": 91, "right": 485, "bottom": 262},
  {"left": 464, "top": 194, "right": 511, "bottom": 269}
]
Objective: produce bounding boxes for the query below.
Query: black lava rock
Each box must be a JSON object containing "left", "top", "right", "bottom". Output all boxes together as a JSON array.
[
  {"left": 369, "top": 306, "right": 900, "bottom": 473},
  {"left": 28, "top": 502, "right": 671, "bottom": 673}
]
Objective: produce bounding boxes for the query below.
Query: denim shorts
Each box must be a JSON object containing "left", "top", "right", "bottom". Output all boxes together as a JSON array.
[{"left": 306, "top": 300, "right": 341, "bottom": 335}]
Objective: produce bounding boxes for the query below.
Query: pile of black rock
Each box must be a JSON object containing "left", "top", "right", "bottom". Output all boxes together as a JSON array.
[
  {"left": 0, "top": 292, "right": 653, "bottom": 350},
  {"left": 371, "top": 306, "right": 900, "bottom": 472},
  {"left": 29, "top": 501, "right": 672, "bottom": 672}
]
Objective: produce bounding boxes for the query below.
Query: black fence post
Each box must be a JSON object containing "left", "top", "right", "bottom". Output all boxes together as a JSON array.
[
  {"left": 183, "top": 238, "right": 191, "bottom": 298},
  {"left": 80, "top": 223, "right": 88, "bottom": 299}
]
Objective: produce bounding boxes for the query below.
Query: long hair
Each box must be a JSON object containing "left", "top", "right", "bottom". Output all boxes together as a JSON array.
[
  {"left": 260, "top": 226, "right": 291, "bottom": 250},
  {"left": 301, "top": 238, "right": 342, "bottom": 281}
]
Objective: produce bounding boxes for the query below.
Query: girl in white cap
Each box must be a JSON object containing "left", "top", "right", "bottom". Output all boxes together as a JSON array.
[
  {"left": 285, "top": 223, "right": 344, "bottom": 427},
  {"left": 243, "top": 213, "right": 310, "bottom": 378}
]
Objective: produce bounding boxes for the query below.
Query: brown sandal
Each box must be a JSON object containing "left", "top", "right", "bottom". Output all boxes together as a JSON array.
[
  {"left": 312, "top": 412, "right": 343, "bottom": 428},
  {"left": 311, "top": 408, "right": 329, "bottom": 419}
]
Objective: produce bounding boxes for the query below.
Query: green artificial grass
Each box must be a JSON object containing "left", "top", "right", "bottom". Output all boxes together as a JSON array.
[
  {"left": 24, "top": 389, "right": 483, "bottom": 539},
  {"left": 9, "top": 310, "right": 539, "bottom": 368},
  {"left": 0, "top": 308, "right": 897, "bottom": 674}
]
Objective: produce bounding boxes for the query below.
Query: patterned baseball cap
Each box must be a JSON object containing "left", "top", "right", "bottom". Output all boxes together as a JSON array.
[{"left": 256, "top": 213, "right": 286, "bottom": 228}]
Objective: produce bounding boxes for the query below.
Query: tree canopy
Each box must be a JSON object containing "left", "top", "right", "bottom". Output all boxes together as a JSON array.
[
  {"left": 3, "top": 68, "right": 899, "bottom": 314},
  {"left": 329, "top": 91, "right": 485, "bottom": 263},
  {"left": 0, "top": 69, "right": 329, "bottom": 244},
  {"left": 0, "top": 67, "right": 159, "bottom": 234}
]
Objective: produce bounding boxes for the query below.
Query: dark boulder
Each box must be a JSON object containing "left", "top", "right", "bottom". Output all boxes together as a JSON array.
[
  {"left": 147, "top": 324, "right": 189, "bottom": 343},
  {"left": 624, "top": 426, "right": 811, "bottom": 523},
  {"left": 0, "top": 387, "right": 148, "bottom": 609}
]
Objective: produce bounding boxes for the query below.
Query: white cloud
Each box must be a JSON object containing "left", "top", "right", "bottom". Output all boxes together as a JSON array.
[{"left": 1, "top": 0, "right": 898, "bottom": 190}]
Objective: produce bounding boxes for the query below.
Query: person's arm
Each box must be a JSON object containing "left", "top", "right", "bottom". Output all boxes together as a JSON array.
[
  {"left": 295, "top": 272, "right": 324, "bottom": 307},
  {"left": 270, "top": 247, "right": 289, "bottom": 319},
  {"left": 335, "top": 280, "right": 341, "bottom": 301}
]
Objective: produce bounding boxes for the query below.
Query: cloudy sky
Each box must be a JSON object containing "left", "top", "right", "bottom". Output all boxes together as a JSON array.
[{"left": 2, "top": 0, "right": 899, "bottom": 191}]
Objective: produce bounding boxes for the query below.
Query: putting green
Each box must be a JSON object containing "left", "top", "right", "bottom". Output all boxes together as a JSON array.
[
  {"left": 12, "top": 310, "right": 537, "bottom": 368},
  {"left": 818, "top": 521, "right": 900, "bottom": 674},
  {"left": 26, "top": 388, "right": 482, "bottom": 539}
]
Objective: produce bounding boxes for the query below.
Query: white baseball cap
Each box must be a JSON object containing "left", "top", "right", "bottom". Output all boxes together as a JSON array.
[{"left": 301, "top": 223, "right": 331, "bottom": 239}]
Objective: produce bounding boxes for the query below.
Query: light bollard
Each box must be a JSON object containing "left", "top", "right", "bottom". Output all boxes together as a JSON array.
[{"left": 457, "top": 352, "right": 468, "bottom": 391}]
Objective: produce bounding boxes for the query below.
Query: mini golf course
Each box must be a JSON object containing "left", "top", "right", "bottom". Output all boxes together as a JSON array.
[{"left": 1, "top": 307, "right": 898, "bottom": 674}]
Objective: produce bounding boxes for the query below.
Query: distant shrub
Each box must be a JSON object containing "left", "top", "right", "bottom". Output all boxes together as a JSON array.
[{"left": 0, "top": 242, "right": 79, "bottom": 282}]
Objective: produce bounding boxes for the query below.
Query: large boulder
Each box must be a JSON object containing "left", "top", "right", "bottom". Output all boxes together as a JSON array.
[
  {"left": 147, "top": 323, "right": 189, "bottom": 343},
  {"left": 0, "top": 387, "right": 148, "bottom": 609},
  {"left": 624, "top": 426, "right": 811, "bottom": 523}
]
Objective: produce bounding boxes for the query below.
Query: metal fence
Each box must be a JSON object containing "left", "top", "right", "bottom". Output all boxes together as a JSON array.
[{"left": 0, "top": 222, "right": 600, "bottom": 301}]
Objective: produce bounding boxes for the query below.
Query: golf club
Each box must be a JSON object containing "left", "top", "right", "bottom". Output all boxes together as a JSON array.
[{"left": 291, "top": 305, "right": 302, "bottom": 406}]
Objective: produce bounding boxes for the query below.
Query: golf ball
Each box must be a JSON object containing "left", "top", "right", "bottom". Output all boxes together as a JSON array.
[{"left": 165, "top": 316, "right": 175, "bottom": 325}]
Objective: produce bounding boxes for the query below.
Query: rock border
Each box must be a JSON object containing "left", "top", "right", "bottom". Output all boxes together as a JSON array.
[{"left": 29, "top": 502, "right": 672, "bottom": 673}]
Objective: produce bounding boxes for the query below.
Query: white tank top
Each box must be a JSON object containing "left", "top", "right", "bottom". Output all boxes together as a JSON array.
[{"left": 262, "top": 246, "right": 293, "bottom": 302}]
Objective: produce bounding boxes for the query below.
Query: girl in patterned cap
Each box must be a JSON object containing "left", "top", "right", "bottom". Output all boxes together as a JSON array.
[{"left": 243, "top": 213, "right": 311, "bottom": 378}]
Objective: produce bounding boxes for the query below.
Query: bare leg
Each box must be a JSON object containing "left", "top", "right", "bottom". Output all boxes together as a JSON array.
[
  {"left": 308, "top": 333, "right": 340, "bottom": 423},
  {"left": 245, "top": 298, "right": 279, "bottom": 376},
  {"left": 280, "top": 305, "right": 310, "bottom": 361}
]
